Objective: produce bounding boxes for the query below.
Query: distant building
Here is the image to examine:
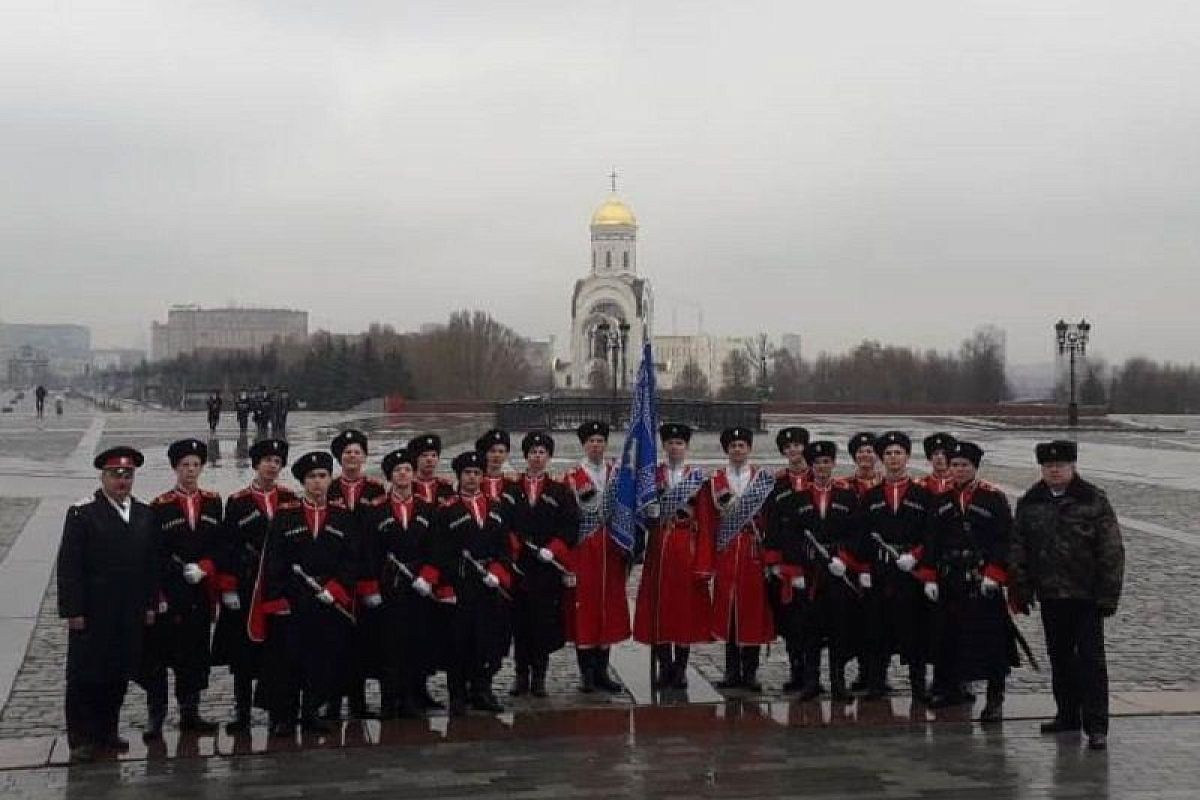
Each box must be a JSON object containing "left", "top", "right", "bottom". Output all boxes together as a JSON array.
[
  {"left": 91, "top": 348, "right": 146, "bottom": 371},
  {"left": 6, "top": 345, "right": 50, "bottom": 386},
  {"left": 150, "top": 305, "right": 308, "bottom": 361},
  {"left": 0, "top": 323, "right": 91, "bottom": 377}
]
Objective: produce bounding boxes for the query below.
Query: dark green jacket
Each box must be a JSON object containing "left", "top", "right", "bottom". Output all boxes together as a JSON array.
[{"left": 1010, "top": 475, "right": 1124, "bottom": 613}]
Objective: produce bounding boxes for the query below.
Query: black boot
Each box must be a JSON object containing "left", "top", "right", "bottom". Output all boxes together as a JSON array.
[
  {"left": 349, "top": 683, "right": 378, "bottom": 720},
  {"left": 798, "top": 648, "right": 822, "bottom": 701},
  {"left": 143, "top": 699, "right": 166, "bottom": 743},
  {"left": 741, "top": 647, "right": 762, "bottom": 693},
  {"left": 577, "top": 650, "right": 596, "bottom": 693},
  {"left": 909, "top": 666, "right": 928, "bottom": 704},
  {"left": 979, "top": 680, "right": 1004, "bottom": 725},
  {"left": 226, "top": 675, "right": 253, "bottom": 734},
  {"left": 180, "top": 693, "right": 218, "bottom": 734},
  {"left": 716, "top": 643, "right": 742, "bottom": 689},
  {"left": 782, "top": 657, "right": 804, "bottom": 693},
  {"left": 830, "top": 658, "right": 849, "bottom": 702},
  {"left": 531, "top": 660, "right": 549, "bottom": 698},
  {"left": 651, "top": 645, "right": 671, "bottom": 689},
  {"left": 864, "top": 657, "right": 889, "bottom": 700},
  {"left": 594, "top": 648, "right": 624, "bottom": 693},
  {"left": 671, "top": 646, "right": 690, "bottom": 689},
  {"left": 320, "top": 695, "right": 345, "bottom": 721},
  {"left": 510, "top": 667, "right": 531, "bottom": 697}
]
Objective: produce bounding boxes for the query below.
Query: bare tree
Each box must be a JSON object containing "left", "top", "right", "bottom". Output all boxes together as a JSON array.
[
  {"left": 719, "top": 349, "right": 756, "bottom": 400},
  {"left": 671, "top": 359, "right": 710, "bottom": 398}
]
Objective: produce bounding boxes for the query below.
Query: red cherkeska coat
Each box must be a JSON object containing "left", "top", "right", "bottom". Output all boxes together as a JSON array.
[
  {"left": 633, "top": 464, "right": 713, "bottom": 646},
  {"left": 564, "top": 464, "right": 631, "bottom": 648},
  {"left": 695, "top": 467, "right": 775, "bottom": 645}
]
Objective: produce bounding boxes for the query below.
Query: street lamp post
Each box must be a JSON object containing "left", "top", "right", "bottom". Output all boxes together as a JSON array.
[{"left": 1055, "top": 318, "right": 1091, "bottom": 427}]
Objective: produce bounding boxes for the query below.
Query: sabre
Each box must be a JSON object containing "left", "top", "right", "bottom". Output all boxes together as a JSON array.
[
  {"left": 869, "top": 531, "right": 904, "bottom": 562},
  {"left": 386, "top": 552, "right": 415, "bottom": 586},
  {"left": 523, "top": 539, "right": 571, "bottom": 576},
  {"left": 1007, "top": 615, "right": 1041, "bottom": 672},
  {"left": 290, "top": 564, "right": 356, "bottom": 623},
  {"left": 802, "top": 529, "right": 862, "bottom": 597},
  {"left": 461, "top": 549, "right": 514, "bottom": 602}
]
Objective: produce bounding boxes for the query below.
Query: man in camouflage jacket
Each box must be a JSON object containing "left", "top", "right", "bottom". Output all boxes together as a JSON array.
[{"left": 1009, "top": 440, "right": 1124, "bottom": 751}]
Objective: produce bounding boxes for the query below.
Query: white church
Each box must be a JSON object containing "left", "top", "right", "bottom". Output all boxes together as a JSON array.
[{"left": 552, "top": 186, "right": 790, "bottom": 393}]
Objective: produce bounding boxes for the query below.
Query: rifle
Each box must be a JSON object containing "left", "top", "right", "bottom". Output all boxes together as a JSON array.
[
  {"left": 290, "top": 564, "right": 355, "bottom": 623},
  {"left": 461, "top": 549, "right": 514, "bottom": 602},
  {"left": 802, "top": 529, "right": 862, "bottom": 597}
]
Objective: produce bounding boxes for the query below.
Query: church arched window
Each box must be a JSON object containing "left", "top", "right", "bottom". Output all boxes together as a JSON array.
[
  {"left": 592, "top": 250, "right": 596, "bottom": 270},
  {"left": 623, "top": 251, "right": 629, "bottom": 269},
  {"left": 605, "top": 251, "right": 612, "bottom": 270}
]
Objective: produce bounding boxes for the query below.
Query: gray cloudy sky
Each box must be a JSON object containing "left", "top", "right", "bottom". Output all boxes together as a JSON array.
[{"left": 2, "top": 1, "right": 1199, "bottom": 363}]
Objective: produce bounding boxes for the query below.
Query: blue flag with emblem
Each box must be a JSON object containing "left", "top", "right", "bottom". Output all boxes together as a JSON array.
[{"left": 611, "top": 338, "right": 658, "bottom": 555}]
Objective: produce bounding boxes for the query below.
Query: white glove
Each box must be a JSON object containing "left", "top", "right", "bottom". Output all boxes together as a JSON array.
[
  {"left": 769, "top": 564, "right": 783, "bottom": 578},
  {"left": 895, "top": 553, "right": 917, "bottom": 573},
  {"left": 981, "top": 576, "right": 1000, "bottom": 597},
  {"left": 827, "top": 557, "right": 847, "bottom": 578},
  {"left": 182, "top": 563, "right": 205, "bottom": 585},
  {"left": 538, "top": 547, "right": 555, "bottom": 563},
  {"left": 363, "top": 593, "right": 383, "bottom": 608},
  {"left": 221, "top": 591, "right": 241, "bottom": 610},
  {"left": 157, "top": 599, "right": 169, "bottom": 614},
  {"left": 924, "top": 582, "right": 939, "bottom": 602},
  {"left": 316, "top": 589, "right": 335, "bottom": 605},
  {"left": 645, "top": 502, "right": 661, "bottom": 519},
  {"left": 859, "top": 572, "right": 873, "bottom": 589},
  {"left": 411, "top": 577, "right": 433, "bottom": 596},
  {"left": 483, "top": 572, "right": 501, "bottom": 589},
  {"left": 790, "top": 575, "right": 806, "bottom": 590}
]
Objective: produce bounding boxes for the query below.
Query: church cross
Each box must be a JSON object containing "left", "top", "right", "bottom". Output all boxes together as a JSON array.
[{"left": 609, "top": 168, "right": 618, "bottom": 194}]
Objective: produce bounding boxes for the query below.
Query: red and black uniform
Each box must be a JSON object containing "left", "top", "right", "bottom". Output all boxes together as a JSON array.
[
  {"left": 695, "top": 466, "right": 775, "bottom": 689},
  {"left": 258, "top": 498, "right": 359, "bottom": 728},
  {"left": 930, "top": 480, "right": 1014, "bottom": 694},
  {"left": 363, "top": 491, "right": 438, "bottom": 717},
  {"left": 855, "top": 477, "right": 938, "bottom": 698},
  {"left": 414, "top": 475, "right": 455, "bottom": 504},
  {"left": 212, "top": 482, "right": 297, "bottom": 724},
  {"left": 633, "top": 463, "right": 712, "bottom": 686},
  {"left": 327, "top": 474, "right": 386, "bottom": 718},
  {"left": 847, "top": 472, "right": 881, "bottom": 500},
  {"left": 764, "top": 477, "right": 860, "bottom": 698},
  {"left": 917, "top": 473, "right": 956, "bottom": 497},
  {"left": 141, "top": 487, "right": 223, "bottom": 731},
  {"left": 565, "top": 463, "right": 631, "bottom": 690},
  {"left": 431, "top": 492, "right": 513, "bottom": 712},
  {"left": 508, "top": 473, "right": 579, "bottom": 693}
]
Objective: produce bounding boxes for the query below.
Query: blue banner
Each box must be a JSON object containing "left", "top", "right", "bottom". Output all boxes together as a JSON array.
[{"left": 611, "top": 340, "right": 658, "bottom": 555}]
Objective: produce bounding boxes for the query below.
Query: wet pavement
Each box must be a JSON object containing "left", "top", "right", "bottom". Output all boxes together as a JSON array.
[
  {"left": 2, "top": 398, "right": 1200, "bottom": 794},
  {"left": 3, "top": 710, "right": 1200, "bottom": 798}
]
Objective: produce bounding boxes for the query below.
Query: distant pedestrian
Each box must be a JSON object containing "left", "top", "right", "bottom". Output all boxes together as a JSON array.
[
  {"left": 35, "top": 385, "right": 47, "bottom": 418},
  {"left": 206, "top": 391, "right": 222, "bottom": 433},
  {"left": 235, "top": 392, "right": 251, "bottom": 434},
  {"left": 1009, "top": 440, "right": 1124, "bottom": 751},
  {"left": 56, "top": 447, "right": 156, "bottom": 763}
]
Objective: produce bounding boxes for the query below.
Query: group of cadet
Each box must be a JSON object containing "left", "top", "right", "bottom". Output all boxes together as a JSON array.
[
  {"left": 205, "top": 388, "right": 291, "bottom": 436},
  {"left": 57, "top": 420, "right": 1124, "bottom": 761}
]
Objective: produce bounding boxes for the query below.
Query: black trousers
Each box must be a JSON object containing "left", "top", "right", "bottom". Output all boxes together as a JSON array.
[
  {"left": 1041, "top": 599, "right": 1109, "bottom": 734},
  {"left": 66, "top": 679, "right": 127, "bottom": 748}
]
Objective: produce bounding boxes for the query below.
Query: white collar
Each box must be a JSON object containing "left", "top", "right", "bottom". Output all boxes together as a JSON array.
[{"left": 104, "top": 492, "right": 131, "bottom": 522}]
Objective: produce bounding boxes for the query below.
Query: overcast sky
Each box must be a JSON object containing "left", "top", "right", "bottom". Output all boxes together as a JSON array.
[{"left": 2, "top": 1, "right": 1198, "bottom": 363}]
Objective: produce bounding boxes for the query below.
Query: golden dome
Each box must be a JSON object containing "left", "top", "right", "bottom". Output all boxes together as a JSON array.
[{"left": 591, "top": 195, "right": 637, "bottom": 227}]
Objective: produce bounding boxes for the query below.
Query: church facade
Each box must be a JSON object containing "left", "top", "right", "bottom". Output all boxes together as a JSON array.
[{"left": 553, "top": 188, "right": 798, "bottom": 394}]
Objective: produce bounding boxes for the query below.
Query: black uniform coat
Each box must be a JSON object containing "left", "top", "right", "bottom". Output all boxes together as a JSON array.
[
  {"left": 211, "top": 484, "right": 297, "bottom": 673},
  {"left": 765, "top": 478, "right": 860, "bottom": 649},
  {"left": 508, "top": 474, "right": 580, "bottom": 658},
  {"left": 930, "top": 480, "right": 1014, "bottom": 680},
  {"left": 855, "top": 478, "right": 937, "bottom": 664},
  {"left": 57, "top": 492, "right": 157, "bottom": 683},
  {"left": 432, "top": 494, "right": 513, "bottom": 674},
  {"left": 363, "top": 493, "right": 437, "bottom": 687},
  {"left": 141, "top": 488, "right": 223, "bottom": 689},
  {"left": 259, "top": 499, "right": 359, "bottom": 703},
  {"left": 328, "top": 475, "right": 387, "bottom": 681}
]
